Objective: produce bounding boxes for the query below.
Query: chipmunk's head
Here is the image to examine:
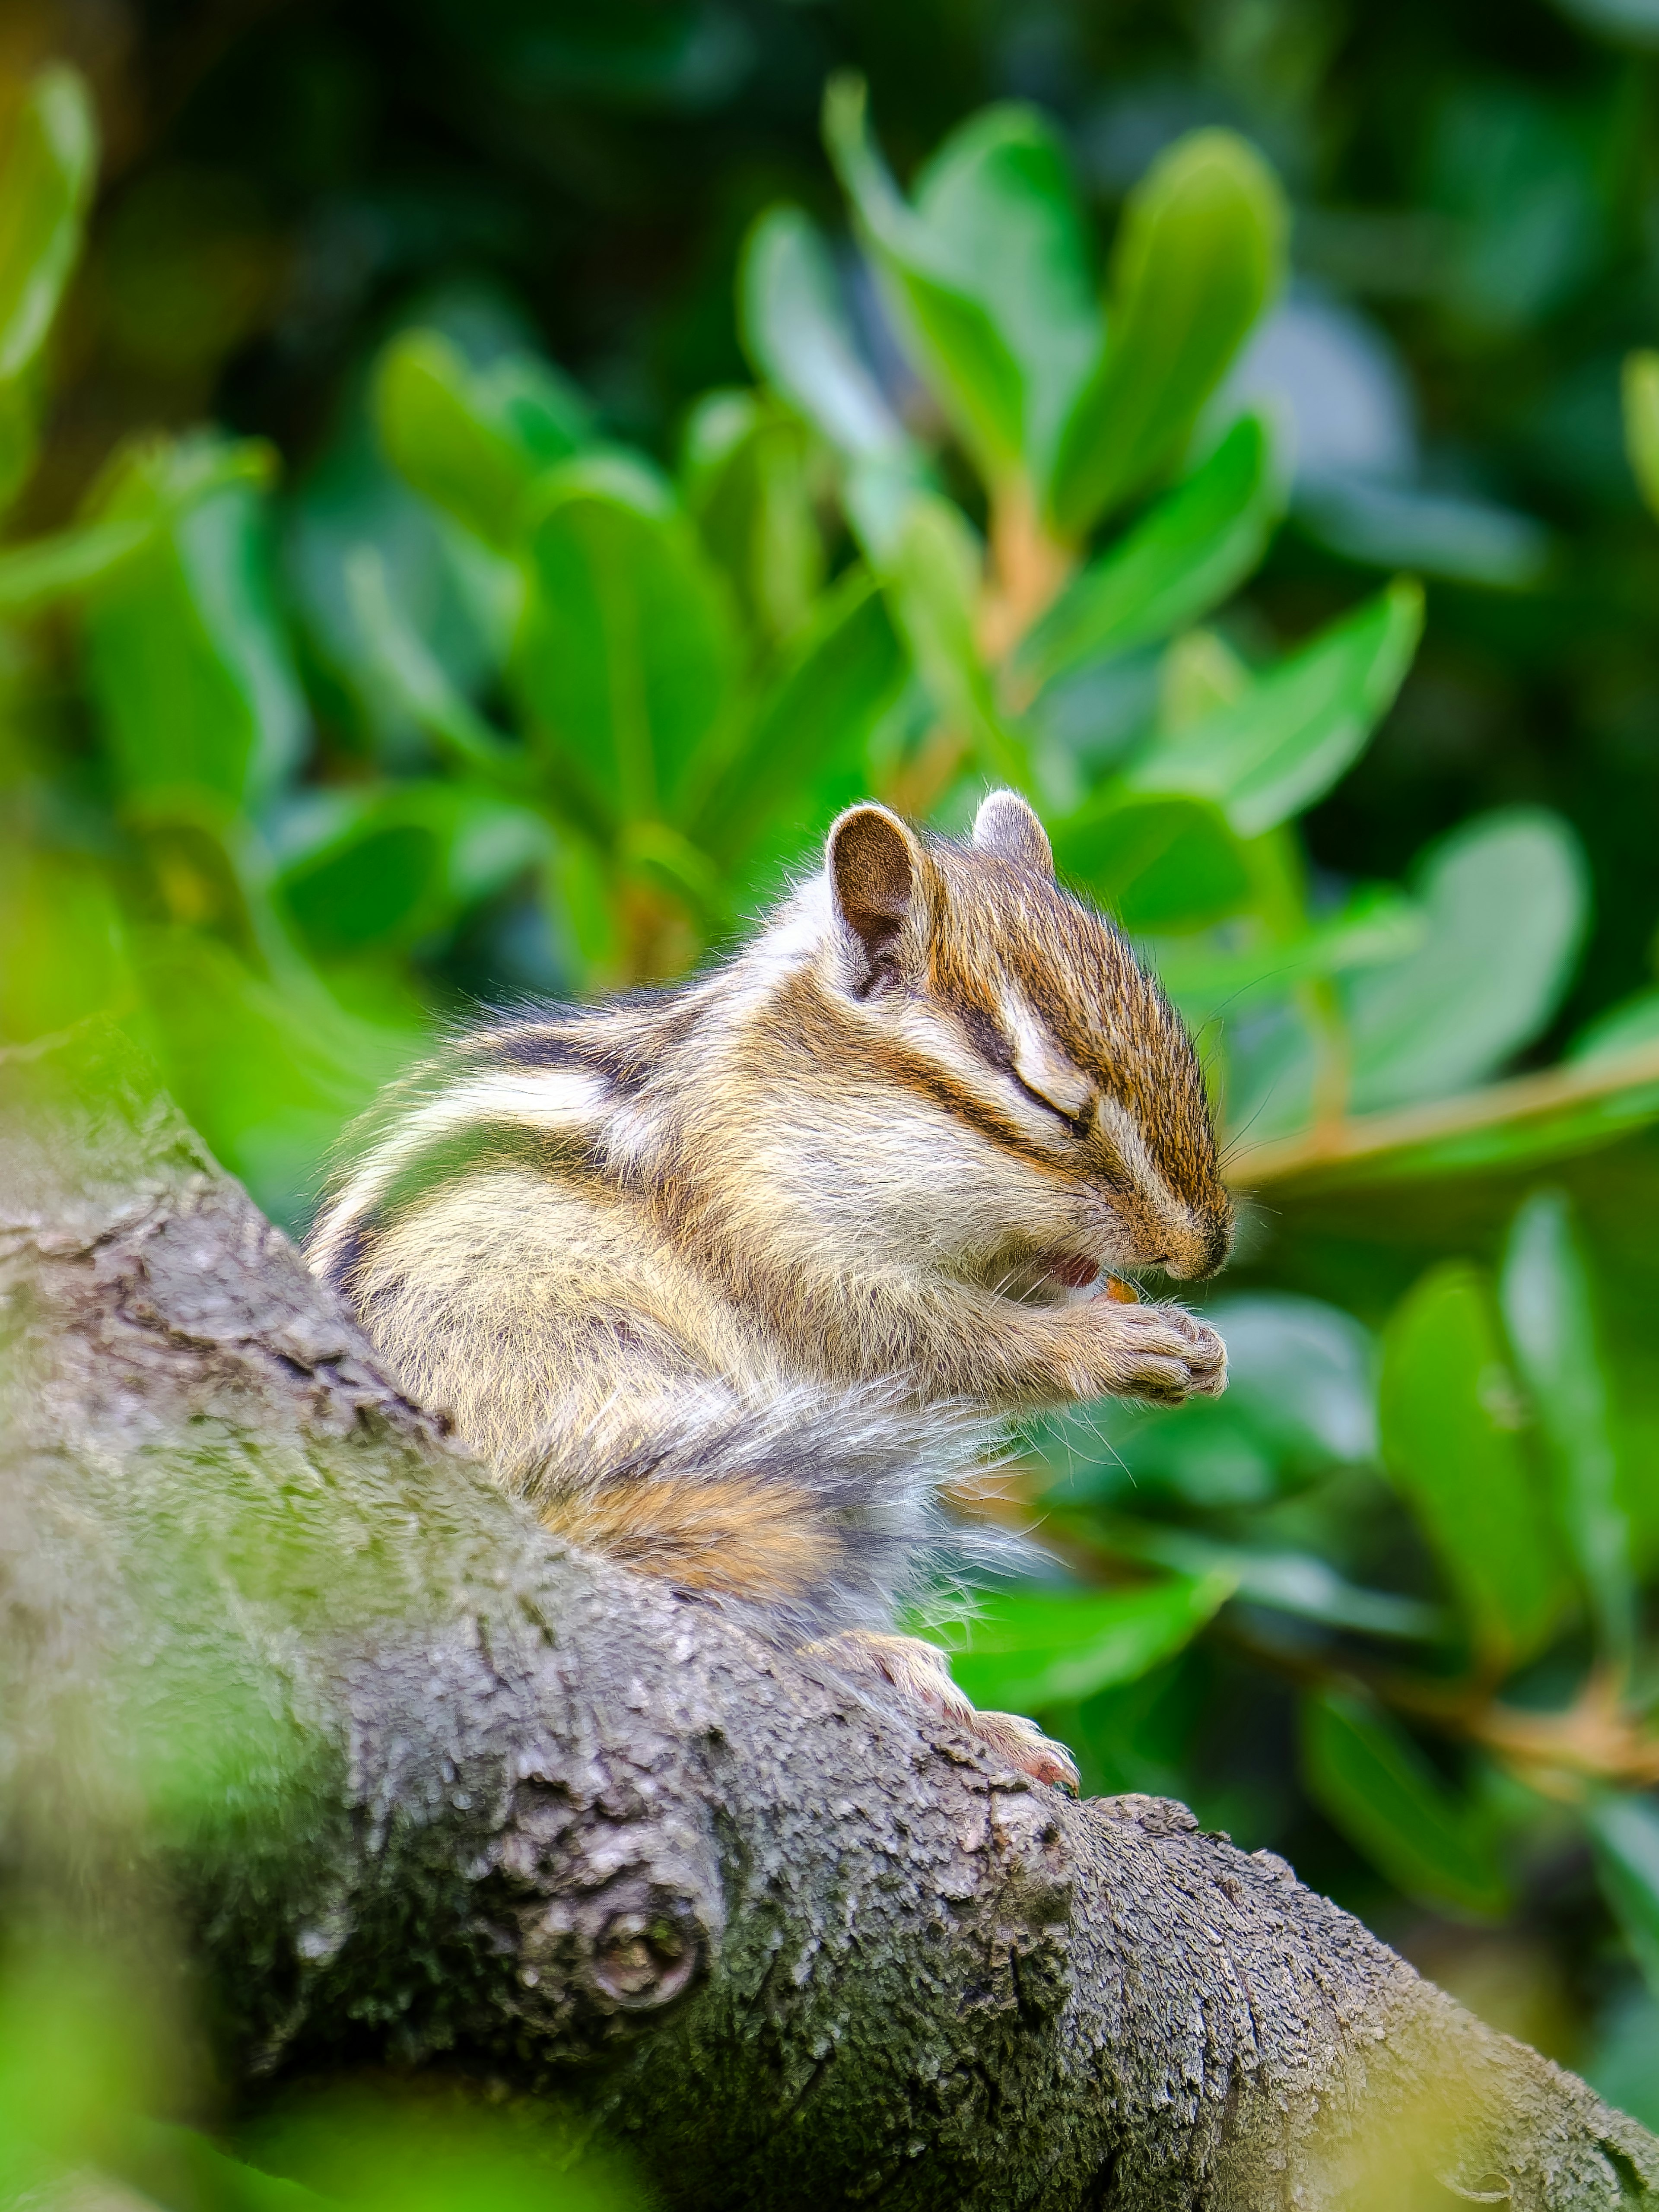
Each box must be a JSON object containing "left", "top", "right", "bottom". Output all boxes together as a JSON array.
[{"left": 818, "top": 790, "right": 1233, "bottom": 1293}]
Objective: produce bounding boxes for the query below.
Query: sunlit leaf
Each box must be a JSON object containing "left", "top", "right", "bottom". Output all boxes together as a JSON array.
[
  {"left": 1623, "top": 350, "right": 1659, "bottom": 522},
  {"left": 1587, "top": 1793, "right": 1659, "bottom": 2003},
  {"left": 1347, "top": 807, "right": 1589, "bottom": 1112},
  {"left": 1052, "top": 789, "right": 1253, "bottom": 933},
  {"left": 0, "top": 1947, "right": 167, "bottom": 2207},
  {"left": 1051, "top": 130, "right": 1287, "bottom": 536},
  {"left": 376, "top": 328, "right": 592, "bottom": 548},
  {"left": 1379, "top": 1260, "right": 1564, "bottom": 1669},
  {"left": 0, "top": 843, "right": 131, "bottom": 1043},
  {"left": 512, "top": 456, "right": 741, "bottom": 828},
  {"left": 1015, "top": 412, "right": 1285, "bottom": 698},
  {"left": 1500, "top": 1189, "right": 1635, "bottom": 1667},
  {"left": 0, "top": 65, "right": 97, "bottom": 507},
  {"left": 938, "top": 1572, "right": 1234, "bottom": 1712},
  {"left": 1301, "top": 1689, "right": 1509, "bottom": 1917},
  {"left": 1126, "top": 578, "right": 1422, "bottom": 836}
]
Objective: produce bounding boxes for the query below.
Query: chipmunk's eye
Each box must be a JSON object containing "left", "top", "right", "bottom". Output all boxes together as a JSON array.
[
  {"left": 1011, "top": 1068, "right": 1095, "bottom": 1136},
  {"left": 1005, "top": 1009, "right": 1094, "bottom": 1130}
]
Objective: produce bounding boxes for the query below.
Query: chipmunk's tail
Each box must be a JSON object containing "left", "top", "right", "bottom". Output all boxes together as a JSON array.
[{"left": 514, "top": 1383, "right": 1027, "bottom": 1643}]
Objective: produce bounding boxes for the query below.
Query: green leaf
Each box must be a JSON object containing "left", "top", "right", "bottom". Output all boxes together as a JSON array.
[
  {"left": 1051, "top": 789, "right": 1254, "bottom": 933},
  {"left": 343, "top": 544, "right": 525, "bottom": 786},
  {"left": 0, "top": 65, "right": 97, "bottom": 508},
  {"left": 938, "top": 1571, "right": 1234, "bottom": 1713},
  {"left": 1623, "top": 351, "right": 1659, "bottom": 524},
  {"left": 691, "top": 565, "right": 906, "bottom": 865},
  {"left": 681, "top": 388, "right": 826, "bottom": 647},
  {"left": 512, "top": 457, "right": 741, "bottom": 829},
  {"left": 0, "top": 842, "right": 131, "bottom": 1043},
  {"left": 376, "top": 328, "right": 592, "bottom": 548},
  {"left": 232, "top": 2088, "right": 647, "bottom": 2212},
  {"left": 1042, "top": 1290, "right": 1379, "bottom": 1511},
  {"left": 1346, "top": 807, "right": 1589, "bottom": 1113},
  {"left": 1154, "top": 883, "right": 1424, "bottom": 1021},
  {"left": 738, "top": 203, "right": 915, "bottom": 470},
  {"left": 1301, "top": 1690, "right": 1509, "bottom": 1917},
  {"left": 906, "top": 102, "right": 1103, "bottom": 487},
  {"left": 1587, "top": 1794, "right": 1659, "bottom": 2003},
  {"left": 1051, "top": 130, "right": 1287, "bottom": 536},
  {"left": 823, "top": 74, "right": 1028, "bottom": 483},
  {"left": 0, "top": 516, "right": 153, "bottom": 616},
  {"left": 1500, "top": 1190, "right": 1635, "bottom": 1669},
  {"left": 1568, "top": 987, "right": 1659, "bottom": 1067},
  {"left": 122, "top": 2121, "right": 327, "bottom": 2212},
  {"left": 1125, "top": 578, "right": 1423, "bottom": 836},
  {"left": 1015, "top": 412, "right": 1286, "bottom": 698},
  {"left": 132, "top": 927, "right": 416, "bottom": 1233},
  {"left": 83, "top": 434, "right": 309, "bottom": 806},
  {"left": 885, "top": 491, "right": 1025, "bottom": 781},
  {"left": 277, "top": 783, "right": 550, "bottom": 956},
  {"left": 1379, "top": 1260, "right": 1564, "bottom": 1669},
  {"left": 1095, "top": 1520, "right": 1440, "bottom": 1640},
  {"left": 1158, "top": 625, "right": 1249, "bottom": 730}
]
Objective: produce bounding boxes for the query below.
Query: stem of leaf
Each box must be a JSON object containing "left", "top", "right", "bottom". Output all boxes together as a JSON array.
[{"left": 978, "top": 473, "right": 1074, "bottom": 666}]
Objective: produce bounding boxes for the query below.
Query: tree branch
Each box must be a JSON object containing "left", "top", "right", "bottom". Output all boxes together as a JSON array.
[{"left": 1, "top": 1023, "right": 1654, "bottom": 2210}]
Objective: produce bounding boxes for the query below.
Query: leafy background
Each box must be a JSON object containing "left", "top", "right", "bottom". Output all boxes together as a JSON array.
[{"left": 7, "top": 0, "right": 1659, "bottom": 2190}]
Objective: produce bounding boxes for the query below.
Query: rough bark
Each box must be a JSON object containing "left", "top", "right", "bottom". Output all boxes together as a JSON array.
[{"left": 0, "top": 1022, "right": 1654, "bottom": 2212}]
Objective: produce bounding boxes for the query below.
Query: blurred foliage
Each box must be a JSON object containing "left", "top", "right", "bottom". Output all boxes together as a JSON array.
[
  {"left": 0, "top": 1930, "right": 648, "bottom": 2211},
  {"left": 6, "top": 0, "right": 1659, "bottom": 2146}
]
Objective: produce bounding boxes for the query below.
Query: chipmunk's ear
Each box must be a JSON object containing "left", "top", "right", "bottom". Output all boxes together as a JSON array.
[
  {"left": 972, "top": 788, "right": 1053, "bottom": 878},
  {"left": 826, "top": 803, "right": 923, "bottom": 983}
]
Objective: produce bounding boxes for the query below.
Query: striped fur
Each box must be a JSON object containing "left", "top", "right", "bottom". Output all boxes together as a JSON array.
[{"left": 306, "top": 793, "right": 1231, "bottom": 1773}]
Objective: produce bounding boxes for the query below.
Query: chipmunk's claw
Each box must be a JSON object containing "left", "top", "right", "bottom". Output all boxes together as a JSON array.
[{"left": 804, "top": 1629, "right": 1080, "bottom": 1793}]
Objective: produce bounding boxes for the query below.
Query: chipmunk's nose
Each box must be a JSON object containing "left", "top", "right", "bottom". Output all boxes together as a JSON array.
[{"left": 1161, "top": 1217, "right": 1233, "bottom": 1280}]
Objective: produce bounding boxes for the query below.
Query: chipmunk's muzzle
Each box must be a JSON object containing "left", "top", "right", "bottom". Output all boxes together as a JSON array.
[{"left": 1157, "top": 1216, "right": 1234, "bottom": 1281}]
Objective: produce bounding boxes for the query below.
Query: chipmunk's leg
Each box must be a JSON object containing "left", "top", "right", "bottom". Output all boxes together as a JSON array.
[
  {"left": 856, "top": 1277, "right": 1226, "bottom": 1413},
  {"left": 803, "top": 1629, "right": 1079, "bottom": 1793}
]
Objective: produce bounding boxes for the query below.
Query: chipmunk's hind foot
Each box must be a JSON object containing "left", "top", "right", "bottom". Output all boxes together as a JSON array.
[{"left": 805, "top": 1628, "right": 1079, "bottom": 1794}]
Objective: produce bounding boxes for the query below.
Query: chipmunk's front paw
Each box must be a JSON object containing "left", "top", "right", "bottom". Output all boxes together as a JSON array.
[
  {"left": 1077, "top": 1299, "right": 1227, "bottom": 1405},
  {"left": 804, "top": 1629, "right": 1079, "bottom": 1792},
  {"left": 959, "top": 1705, "right": 1080, "bottom": 1792}
]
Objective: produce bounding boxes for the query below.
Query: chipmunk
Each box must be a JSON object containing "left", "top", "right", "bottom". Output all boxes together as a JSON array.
[{"left": 306, "top": 790, "right": 1232, "bottom": 1790}]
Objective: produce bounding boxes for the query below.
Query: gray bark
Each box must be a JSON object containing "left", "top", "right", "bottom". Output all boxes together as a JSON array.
[{"left": 1, "top": 1021, "right": 1654, "bottom": 2212}]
